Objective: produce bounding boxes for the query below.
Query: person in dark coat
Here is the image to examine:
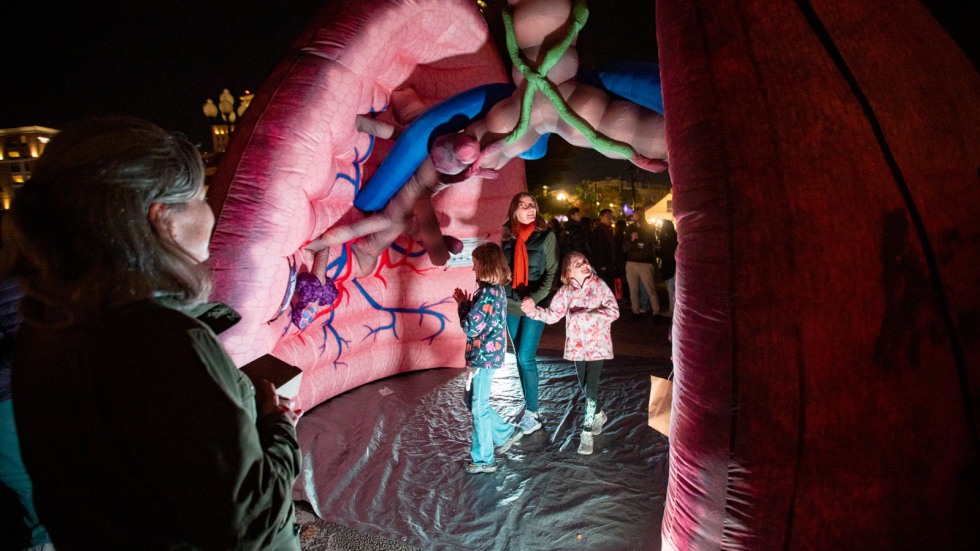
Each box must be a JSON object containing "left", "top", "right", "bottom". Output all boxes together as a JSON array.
[
  {"left": 657, "top": 219, "right": 678, "bottom": 316},
  {"left": 1, "top": 117, "right": 302, "bottom": 549},
  {"left": 0, "top": 276, "right": 54, "bottom": 551},
  {"left": 613, "top": 218, "right": 629, "bottom": 302},
  {"left": 587, "top": 208, "right": 618, "bottom": 290},
  {"left": 624, "top": 207, "right": 662, "bottom": 316},
  {"left": 562, "top": 207, "right": 589, "bottom": 257}
]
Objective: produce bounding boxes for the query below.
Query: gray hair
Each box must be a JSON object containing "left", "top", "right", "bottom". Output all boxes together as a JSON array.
[{"left": 1, "top": 116, "right": 211, "bottom": 322}]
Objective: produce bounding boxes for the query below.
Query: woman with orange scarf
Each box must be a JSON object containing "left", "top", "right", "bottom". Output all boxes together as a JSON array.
[{"left": 500, "top": 193, "right": 559, "bottom": 435}]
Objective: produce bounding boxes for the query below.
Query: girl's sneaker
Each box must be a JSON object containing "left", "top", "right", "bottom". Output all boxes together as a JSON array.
[
  {"left": 577, "top": 431, "right": 594, "bottom": 455},
  {"left": 591, "top": 410, "right": 607, "bottom": 435},
  {"left": 464, "top": 461, "right": 498, "bottom": 474},
  {"left": 518, "top": 410, "right": 542, "bottom": 434},
  {"left": 495, "top": 426, "right": 525, "bottom": 454}
]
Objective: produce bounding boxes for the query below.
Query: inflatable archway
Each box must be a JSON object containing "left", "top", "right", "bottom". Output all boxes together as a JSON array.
[{"left": 206, "top": 0, "right": 979, "bottom": 547}]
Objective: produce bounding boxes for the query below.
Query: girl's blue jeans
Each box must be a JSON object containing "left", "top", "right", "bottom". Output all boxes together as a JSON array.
[
  {"left": 506, "top": 313, "right": 545, "bottom": 412},
  {"left": 467, "top": 368, "right": 515, "bottom": 465}
]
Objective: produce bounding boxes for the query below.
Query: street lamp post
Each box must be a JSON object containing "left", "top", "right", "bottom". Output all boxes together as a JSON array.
[
  {"left": 202, "top": 98, "right": 218, "bottom": 150},
  {"left": 203, "top": 88, "right": 252, "bottom": 155}
]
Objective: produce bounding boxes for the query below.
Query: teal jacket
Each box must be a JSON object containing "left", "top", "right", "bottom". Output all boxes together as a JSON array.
[{"left": 13, "top": 297, "right": 301, "bottom": 550}]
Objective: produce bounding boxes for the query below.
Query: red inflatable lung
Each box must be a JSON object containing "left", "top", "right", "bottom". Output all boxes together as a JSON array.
[{"left": 658, "top": 0, "right": 979, "bottom": 548}]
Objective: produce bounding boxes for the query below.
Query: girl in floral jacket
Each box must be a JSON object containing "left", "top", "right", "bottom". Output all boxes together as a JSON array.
[
  {"left": 454, "top": 243, "right": 524, "bottom": 474},
  {"left": 521, "top": 251, "right": 620, "bottom": 455}
]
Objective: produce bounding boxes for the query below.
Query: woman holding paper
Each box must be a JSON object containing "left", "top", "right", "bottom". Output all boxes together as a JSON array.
[{"left": 1, "top": 117, "right": 302, "bottom": 550}]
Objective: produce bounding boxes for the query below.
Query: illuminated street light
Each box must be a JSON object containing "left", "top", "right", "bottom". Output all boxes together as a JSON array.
[{"left": 203, "top": 88, "right": 252, "bottom": 154}]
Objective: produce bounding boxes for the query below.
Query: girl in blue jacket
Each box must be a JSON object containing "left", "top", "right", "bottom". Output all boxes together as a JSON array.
[{"left": 454, "top": 243, "right": 524, "bottom": 473}]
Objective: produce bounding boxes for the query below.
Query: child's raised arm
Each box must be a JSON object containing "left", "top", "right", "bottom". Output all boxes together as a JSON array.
[{"left": 459, "top": 287, "right": 498, "bottom": 337}]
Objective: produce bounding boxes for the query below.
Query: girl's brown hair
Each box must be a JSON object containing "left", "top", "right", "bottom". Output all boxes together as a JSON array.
[
  {"left": 559, "top": 251, "right": 591, "bottom": 285},
  {"left": 471, "top": 242, "right": 511, "bottom": 286}
]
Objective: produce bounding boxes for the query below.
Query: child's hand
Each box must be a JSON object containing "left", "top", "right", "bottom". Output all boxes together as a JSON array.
[
  {"left": 453, "top": 288, "right": 470, "bottom": 305},
  {"left": 520, "top": 297, "right": 536, "bottom": 315}
]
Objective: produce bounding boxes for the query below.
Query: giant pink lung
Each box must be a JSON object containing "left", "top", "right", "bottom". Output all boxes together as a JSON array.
[
  {"left": 206, "top": 0, "right": 525, "bottom": 410},
  {"left": 658, "top": 0, "right": 979, "bottom": 548}
]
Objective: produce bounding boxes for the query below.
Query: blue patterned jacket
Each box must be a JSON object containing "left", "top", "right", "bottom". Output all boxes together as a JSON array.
[{"left": 457, "top": 283, "right": 507, "bottom": 369}]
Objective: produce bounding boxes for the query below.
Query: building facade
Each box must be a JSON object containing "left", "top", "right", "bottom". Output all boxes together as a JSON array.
[{"left": 0, "top": 126, "right": 59, "bottom": 210}]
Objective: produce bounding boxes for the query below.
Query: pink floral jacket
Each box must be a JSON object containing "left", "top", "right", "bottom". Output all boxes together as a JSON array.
[{"left": 526, "top": 274, "right": 619, "bottom": 361}]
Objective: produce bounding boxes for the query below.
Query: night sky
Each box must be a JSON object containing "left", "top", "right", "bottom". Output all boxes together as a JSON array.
[
  {"left": 3, "top": 1, "right": 324, "bottom": 147},
  {"left": 2, "top": 1, "right": 974, "bottom": 181},
  {"left": 3, "top": 2, "right": 654, "bottom": 145}
]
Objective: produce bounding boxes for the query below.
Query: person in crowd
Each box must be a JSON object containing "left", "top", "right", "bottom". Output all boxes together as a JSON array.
[
  {"left": 521, "top": 251, "right": 619, "bottom": 455},
  {"left": 0, "top": 275, "right": 54, "bottom": 551},
  {"left": 613, "top": 218, "right": 629, "bottom": 302},
  {"left": 587, "top": 208, "right": 618, "bottom": 290},
  {"left": 500, "top": 192, "right": 559, "bottom": 436},
  {"left": 548, "top": 216, "right": 565, "bottom": 255},
  {"left": 657, "top": 220, "right": 678, "bottom": 317},
  {"left": 620, "top": 217, "right": 652, "bottom": 312},
  {"left": 580, "top": 216, "right": 594, "bottom": 240},
  {"left": 562, "top": 207, "right": 589, "bottom": 257},
  {"left": 453, "top": 243, "right": 524, "bottom": 474},
  {"left": 625, "top": 206, "right": 663, "bottom": 317},
  {"left": 0, "top": 116, "right": 302, "bottom": 549}
]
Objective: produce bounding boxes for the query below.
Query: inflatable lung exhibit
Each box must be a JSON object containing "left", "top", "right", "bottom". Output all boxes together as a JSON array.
[{"left": 206, "top": 0, "right": 979, "bottom": 548}]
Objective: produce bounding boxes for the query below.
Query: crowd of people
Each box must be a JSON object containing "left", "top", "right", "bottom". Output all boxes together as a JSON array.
[{"left": 552, "top": 204, "right": 676, "bottom": 319}]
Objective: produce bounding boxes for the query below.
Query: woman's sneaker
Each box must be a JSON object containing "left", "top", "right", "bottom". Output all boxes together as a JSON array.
[
  {"left": 495, "top": 426, "right": 525, "bottom": 454},
  {"left": 577, "top": 431, "right": 594, "bottom": 455},
  {"left": 591, "top": 410, "right": 607, "bottom": 435},
  {"left": 464, "top": 461, "right": 498, "bottom": 474},
  {"left": 518, "top": 410, "right": 542, "bottom": 434}
]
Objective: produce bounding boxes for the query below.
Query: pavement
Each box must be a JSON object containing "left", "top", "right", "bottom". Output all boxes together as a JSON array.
[{"left": 295, "top": 298, "right": 672, "bottom": 550}]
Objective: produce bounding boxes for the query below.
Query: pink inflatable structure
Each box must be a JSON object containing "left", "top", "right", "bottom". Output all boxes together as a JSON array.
[
  {"left": 207, "top": 0, "right": 666, "bottom": 411},
  {"left": 658, "top": 1, "right": 978, "bottom": 548},
  {"left": 207, "top": 0, "right": 979, "bottom": 548},
  {"left": 207, "top": 0, "right": 524, "bottom": 408}
]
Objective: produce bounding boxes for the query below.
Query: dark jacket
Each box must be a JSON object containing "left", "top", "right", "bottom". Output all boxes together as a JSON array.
[
  {"left": 0, "top": 278, "right": 23, "bottom": 402},
  {"left": 625, "top": 221, "right": 657, "bottom": 264},
  {"left": 13, "top": 297, "right": 301, "bottom": 550},
  {"left": 563, "top": 219, "right": 589, "bottom": 256},
  {"left": 587, "top": 222, "right": 617, "bottom": 275},
  {"left": 658, "top": 225, "right": 678, "bottom": 280},
  {"left": 502, "top": 227, "right": 559, "bottom": 316}
]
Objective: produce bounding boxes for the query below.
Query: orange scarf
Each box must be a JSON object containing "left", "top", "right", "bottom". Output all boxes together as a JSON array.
[{"left": 512, "top": 222, "right": 535, "bottom": 289}]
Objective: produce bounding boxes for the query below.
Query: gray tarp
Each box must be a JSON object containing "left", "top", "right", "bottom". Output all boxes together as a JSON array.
[{"left": 293, "top": 342, "right": 670, "bottom": 551}]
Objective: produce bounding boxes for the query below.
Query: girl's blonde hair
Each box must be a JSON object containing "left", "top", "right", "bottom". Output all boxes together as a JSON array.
[
  {"left": 471, "top": 242, "right": 511, "bottom": 285},
  {"left": 560, "top": 251, "right": 592, "bottom": 285}
]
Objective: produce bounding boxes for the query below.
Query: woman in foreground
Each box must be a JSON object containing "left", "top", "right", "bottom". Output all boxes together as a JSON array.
[{"left": 1, "top": 117, "right": 302, "bottom": 549}]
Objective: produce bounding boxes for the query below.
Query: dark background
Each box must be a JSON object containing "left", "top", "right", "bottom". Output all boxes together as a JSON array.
[{"left": 1, "top": 1, "right": 975, "bottom": 183}]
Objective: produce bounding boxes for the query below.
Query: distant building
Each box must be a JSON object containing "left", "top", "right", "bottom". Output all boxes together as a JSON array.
[{"left": 0, "top": 126, "right": 59, "bottom": 210}]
